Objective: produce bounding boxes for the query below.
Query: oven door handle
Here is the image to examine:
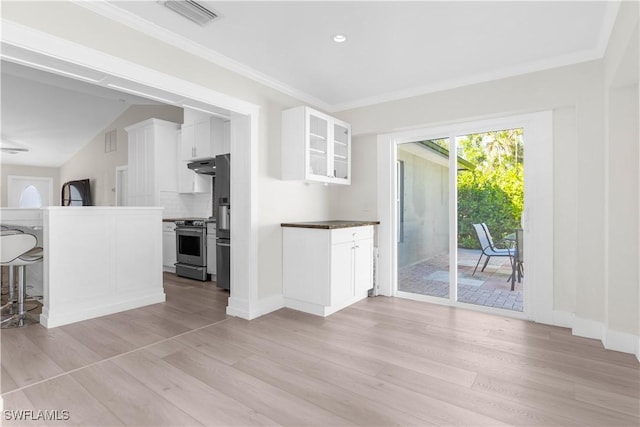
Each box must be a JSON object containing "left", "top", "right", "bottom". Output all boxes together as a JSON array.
[
  {"left": 216, "top": 242, "right": 231, "bottom": 248},
  {"left": 174, "top": 263, "right": 202, "bottom": 270},
  {"left": 176, "top": 228, "right": 206, "bottom": 235}
]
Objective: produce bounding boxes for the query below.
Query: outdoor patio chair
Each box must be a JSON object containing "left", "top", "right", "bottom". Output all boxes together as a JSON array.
[{"left": 472, "top": 223, "right": 512, "bottom": 276}]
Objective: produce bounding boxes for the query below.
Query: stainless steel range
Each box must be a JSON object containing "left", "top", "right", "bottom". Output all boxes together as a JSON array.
[{"left": 175, "top": 218, "right": 209, "bottom": 281}]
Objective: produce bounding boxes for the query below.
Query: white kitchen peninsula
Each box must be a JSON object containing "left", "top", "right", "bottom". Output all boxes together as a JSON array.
[{"left": 1, "top": 207, "right": 165, "bottom": 328}]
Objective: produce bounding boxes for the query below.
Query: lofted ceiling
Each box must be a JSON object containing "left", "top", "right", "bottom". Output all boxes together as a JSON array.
[
  {"left": 0, "top": 61, "right": 163, "bottom": 167},
  {"left": 1, "top": 1, "right": 621, "bottom": 168}
]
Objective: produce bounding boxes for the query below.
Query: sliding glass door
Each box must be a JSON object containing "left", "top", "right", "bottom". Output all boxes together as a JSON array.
[
  {"left": 396, "top": 138, "right": 451, "bottom": 299},
  {"left": 396, "top": 128, "right": 525, "bottom": 313}
]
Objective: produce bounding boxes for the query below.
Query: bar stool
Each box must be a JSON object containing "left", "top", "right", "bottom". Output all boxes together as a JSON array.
[
  {"left": 1, "top": 232, "right": 43, "bottom": 328},
  {"left": 1, "top": 228, "right": 25, "bottom": 310}
]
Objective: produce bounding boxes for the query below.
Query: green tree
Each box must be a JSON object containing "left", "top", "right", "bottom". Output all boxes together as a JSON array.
[{"left": 457, "top": 128, "right": 524, "bottom": 248}]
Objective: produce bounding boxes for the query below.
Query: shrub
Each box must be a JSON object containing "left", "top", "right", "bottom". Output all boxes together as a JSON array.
[{"left": 457, "top": 164, "right": 523, "bottom": 249}]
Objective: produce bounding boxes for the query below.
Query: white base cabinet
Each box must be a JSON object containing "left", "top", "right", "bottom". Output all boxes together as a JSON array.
[
  {"left": 282, "top": 225, "right": 373, "bottom": 316},
  {"left": 162, "top": 222, "right": 176, "bottom": 272},
  {"left": 206, "top": 222, "right": 217, "bottom": 277}
]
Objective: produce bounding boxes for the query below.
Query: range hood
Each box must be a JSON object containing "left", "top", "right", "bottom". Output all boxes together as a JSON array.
[{"left": 187, "top": 158, "right": 216, "bottom": 175}]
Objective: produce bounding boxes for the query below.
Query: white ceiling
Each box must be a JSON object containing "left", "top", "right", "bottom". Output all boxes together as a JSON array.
[
  {"left": 87, "top": 0, "right": 619, "bottom": 111},
  {"left": 0, "top": 1, "right": 620, "bottom": 168},
  {"left": 1, "top": 61, "right": 163, "bottom": 167}
]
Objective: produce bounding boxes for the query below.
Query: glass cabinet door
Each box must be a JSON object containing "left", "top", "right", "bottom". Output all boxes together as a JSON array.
[
  {"left": 308, "top": 113, "right": 329, "bottom": 178},
  {"left": 333, "top": 123, "right": 349, "bottom": 181}
]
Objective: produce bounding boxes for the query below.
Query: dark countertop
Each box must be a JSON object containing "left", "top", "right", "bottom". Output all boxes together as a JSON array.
[{"left": 280, "top": 220, "right": 380, "bottom": 229}]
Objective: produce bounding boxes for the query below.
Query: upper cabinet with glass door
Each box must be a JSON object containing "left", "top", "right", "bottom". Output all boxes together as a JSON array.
[{"left": 282, "top": 106, "right": 351, "bottom": 185}]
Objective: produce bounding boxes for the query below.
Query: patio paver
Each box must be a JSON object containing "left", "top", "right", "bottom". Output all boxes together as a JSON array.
[{"left": 398, "top": 248, "right": 524, "bottom": 312}]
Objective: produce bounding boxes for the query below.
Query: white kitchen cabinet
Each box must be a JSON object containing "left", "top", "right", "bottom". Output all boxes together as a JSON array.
[
  {"left": 181, "top": 116, "right": 227, "bottom": 161},
  {"left": 175, "top": 130, "right": 211, "bottom": 194},
  {"left": 282, "top": 224, "right": 374, "bottom": 316},
  {"left": 206, "top": 222, "right": 217, "bottom": 277},
  {"left": 281, "top": 106, "right": 351, "bottom": 185},
  {"left": 177, "top": 129, "right": 211, "bottom": 194},
  {"left": 125, "top": 119, "right": 179, "bottom": 206},
  {"left": 162, "top": 222, "right": 177, "bottom": 272}
]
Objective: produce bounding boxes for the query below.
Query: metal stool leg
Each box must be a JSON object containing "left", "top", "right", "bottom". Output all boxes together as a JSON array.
[
  {"left": 1, "top": 267, "right": 18, "bottom": 325},
  {"left": 1, "top": 265, "right": 37, "bottom": 328},
  {"left": 17, "top": 266, "right": 26, "bottom": 325},
  {"left": 8, "top": 266, "right": 16, "bottom": 311}
]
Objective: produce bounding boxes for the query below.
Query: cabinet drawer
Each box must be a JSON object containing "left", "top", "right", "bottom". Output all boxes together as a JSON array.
[{"left": 331, "top": 226, "right": 373, "bottom": 244}]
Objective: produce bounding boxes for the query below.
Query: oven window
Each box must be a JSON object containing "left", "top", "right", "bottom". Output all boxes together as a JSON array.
[{"left": 179, "top": 235, "right": 201, "bottom": 257}]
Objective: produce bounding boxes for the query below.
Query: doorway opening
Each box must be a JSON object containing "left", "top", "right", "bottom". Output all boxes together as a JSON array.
[
  {"left": 7, "top": 175, "right": 53, "bottom": 208},
  {"left": 2, "top": 29, "right": 260, "bottom": 319}
]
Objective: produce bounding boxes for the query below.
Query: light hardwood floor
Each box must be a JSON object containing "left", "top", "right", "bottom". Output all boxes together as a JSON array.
[{"left": 1, "top": 273, "right": 638, "bottom": 426}]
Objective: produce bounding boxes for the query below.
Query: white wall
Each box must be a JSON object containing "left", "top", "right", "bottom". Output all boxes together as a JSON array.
[
  {"left": 335, "top": 60, "right": 600, "bottom": 317},
  {"left": 606, "top": 84, "right": 639, "bottom": 337},
  {"left": 330, "top": 134, "right": 378, "bottom": 220},
  {"left": 603, "top": 1, "right": 639, "bottom": 342},
  {"left": 60, "top": 104, "right": 183, "bottom": 206}
]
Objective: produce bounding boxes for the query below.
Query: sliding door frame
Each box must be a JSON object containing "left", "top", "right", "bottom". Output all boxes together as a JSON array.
[{"left": 377, "top": 112, "right": 553, "bottom": 323}]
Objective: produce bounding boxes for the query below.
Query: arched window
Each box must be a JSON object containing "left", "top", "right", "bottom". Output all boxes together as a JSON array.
[{"left": 19, "top": 185, "right": 42, "bottom": 208}]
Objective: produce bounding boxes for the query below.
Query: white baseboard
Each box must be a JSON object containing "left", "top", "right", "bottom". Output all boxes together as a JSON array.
[
  {"left": 250, "top": 294, "right": 285, "bottom": 319},
  {"left": 554, "top": 310, "right": 639, "bottom": 362},
  {"left": 604, "top": 328, "right": 640, "bottom": 356},
  {"left": 552, "top": 310, "right": 574, "bottom": 328},
  {"left": 226, "top": 294, "right": 285, "bottom": 320},
  {"left": 41, "top": 291, "right": 166, "bottom": 328},
  {"left": 572, "top": 315, "right": 606, "bottom": 340},
  {"left": 226, "top": 296, "right": 251, "bottom": 319}
]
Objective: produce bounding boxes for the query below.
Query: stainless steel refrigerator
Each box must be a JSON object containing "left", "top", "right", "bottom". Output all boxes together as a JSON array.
[{"left": 214, "top": 153, "right": 230, "bottom": 290}]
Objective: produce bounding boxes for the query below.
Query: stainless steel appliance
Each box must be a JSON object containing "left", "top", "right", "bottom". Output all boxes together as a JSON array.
[
  {"left": 187, "top": 158, "right": 215, "bottom": 175},
  {"left": 214, "top": 154, "right": 230, "bottom": 290},
  {"left": 175, "top": 218, "right": 209, "bottom": 281},
  {"left": 187, "top": 158, "right": 217, "bottom": 221}
]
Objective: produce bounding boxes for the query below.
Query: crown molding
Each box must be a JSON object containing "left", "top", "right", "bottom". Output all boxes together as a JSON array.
[
  {"left": 72, "top": 0, "right": 333, "bottom": 112},
  {"left": 73, "top": 0, "right": 619, "bottom": 115},
  {"left": 331, "top": 48, "right": 604, "bottom": 112}
]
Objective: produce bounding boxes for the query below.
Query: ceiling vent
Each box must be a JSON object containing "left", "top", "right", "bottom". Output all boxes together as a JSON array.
[{"left": 161, "top": 1, "right": 218, "bottom": 26}]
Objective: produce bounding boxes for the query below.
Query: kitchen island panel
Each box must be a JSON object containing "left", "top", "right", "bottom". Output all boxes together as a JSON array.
[{"left": 41, "top": 207, "right": 165, "bottom": 328}]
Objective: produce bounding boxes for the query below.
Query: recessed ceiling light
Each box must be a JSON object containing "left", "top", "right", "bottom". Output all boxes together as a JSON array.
[{"left": 333, "top": 34, "right": 347, "bottom": 43}]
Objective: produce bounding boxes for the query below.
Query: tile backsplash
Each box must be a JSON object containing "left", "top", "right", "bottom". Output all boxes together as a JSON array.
[{"left": 159, "top": 191, "right": 211, "bottom": 218}]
